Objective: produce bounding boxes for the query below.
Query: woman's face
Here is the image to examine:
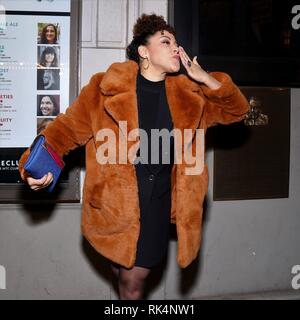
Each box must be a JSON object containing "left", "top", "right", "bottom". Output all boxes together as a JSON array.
[
  {"left": 45, "top": 25, "right": 56, "bottom": 43},
  {"left": 45, "top": 52, "right": 55, "bottom": 64},
  {"left": 43, "top": 71, "right": 52, "bottom": 85},
  {"left": 40, "top": 96, "right": 54, "bottom": 116},
  {"left": 140, "top": 30, "right": 180, "bottom": 74}
]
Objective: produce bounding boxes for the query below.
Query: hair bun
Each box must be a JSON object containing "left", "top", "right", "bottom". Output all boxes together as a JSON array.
[
  {"left": 133, "top": 13, "right": 172, "bottom": 38},
  {"left": 126, "top": 13, "right": 175, "bottom": 62}
]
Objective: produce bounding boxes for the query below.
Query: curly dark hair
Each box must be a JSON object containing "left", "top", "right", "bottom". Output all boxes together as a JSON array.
[{"left": 126, "top": 14, "right": 176, "bottom": 63}]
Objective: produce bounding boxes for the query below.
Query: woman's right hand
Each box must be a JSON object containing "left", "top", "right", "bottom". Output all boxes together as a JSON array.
[{"left": 27, "top": 172, "right": 53, "bottom": 191}]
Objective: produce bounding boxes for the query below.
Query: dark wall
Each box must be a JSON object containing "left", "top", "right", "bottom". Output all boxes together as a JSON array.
[{"left": 172, "top": 0, "right": 300, "bottom": 87}]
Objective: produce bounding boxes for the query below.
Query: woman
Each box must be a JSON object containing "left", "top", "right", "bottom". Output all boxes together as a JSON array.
[
  {"left": 37, "top": 95, "right": 59, "bottom": 116},
  {"left": 37, "top": 69, "right": 59, "bottom": 90},
  {"left": 38, "top": 47, "right": 59, "bottom": 68},
  {"left": 39, "top": 24, "right": 58, "bottom": 44},
  {"left": 19, "top": 14, "right": 249, "bottom": 300}
]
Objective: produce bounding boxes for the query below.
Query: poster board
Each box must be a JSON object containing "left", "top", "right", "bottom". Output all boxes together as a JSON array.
[
  {"left": 213, "top": 87, "right": 290, "bottom": 201},
  {"left": 0, "top": 0, "right": 81, "bottom": 203}
]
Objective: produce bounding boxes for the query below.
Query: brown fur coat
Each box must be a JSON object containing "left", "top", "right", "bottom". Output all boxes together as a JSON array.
[{"left": 19, "top": 60, "right": 249, "bottom": 268}]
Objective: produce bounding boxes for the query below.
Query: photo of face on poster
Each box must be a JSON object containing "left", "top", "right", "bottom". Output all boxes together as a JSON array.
[
  {"left": 37, "top": 117, "right": 54, "bottom": 135},
  {"left": 37, "top": 69, "right": 60, "bottom": 90},
  {"left": 37, "top": 95, "right": 60, "bottom": 117},
  {"left": 37, "top": 46, "right": 60, "bottom": 68},
  {"left": 37, "top": 23, "right": 60, "bottom": 44}
]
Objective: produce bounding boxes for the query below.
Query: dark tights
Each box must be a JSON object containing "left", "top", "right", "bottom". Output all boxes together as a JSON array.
[{"left": 111, "top": 263, "right": 151, "bottom": 300}]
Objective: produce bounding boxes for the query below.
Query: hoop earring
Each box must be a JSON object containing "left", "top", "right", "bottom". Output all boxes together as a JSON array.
[{"left": 143, "top": 57, "right": 149, "bottom": 70}]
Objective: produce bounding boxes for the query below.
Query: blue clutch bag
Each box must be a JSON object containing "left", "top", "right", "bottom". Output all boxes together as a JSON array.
[{"left": 24, "top": 135, "right": 65, "bottom": 192}]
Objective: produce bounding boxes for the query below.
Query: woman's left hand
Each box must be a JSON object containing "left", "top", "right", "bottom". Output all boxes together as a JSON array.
[
  {"left": 179, "top": 46, "right": 221, "bottom": 89},
  {"left": 179, "top": 46, "right": 208, "bottom": 82}
]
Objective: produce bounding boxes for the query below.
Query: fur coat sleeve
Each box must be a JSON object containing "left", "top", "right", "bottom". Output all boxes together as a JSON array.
[
  {"left": 200, "top": 72, "right": 249, "bottom": 128},
  {"left": 18, "top": 73, "right": 105, "bottom": 180}
]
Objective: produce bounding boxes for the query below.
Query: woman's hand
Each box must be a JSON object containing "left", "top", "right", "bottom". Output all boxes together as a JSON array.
[
  {"left": 27, "top": 172, "right": 53, "bottom": 191},
  {"left": 179, "top": 46, "right": 221, "bottom": 90}
]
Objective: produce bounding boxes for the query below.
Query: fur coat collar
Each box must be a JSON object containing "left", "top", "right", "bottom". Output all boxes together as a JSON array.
[{"left": 99, "top": 60, "right": 204, "bottom": 140}]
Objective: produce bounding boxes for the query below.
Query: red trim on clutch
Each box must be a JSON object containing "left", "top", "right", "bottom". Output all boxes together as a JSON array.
[{"left": 46, "top": 144, "right": 65, "bottom": 169}]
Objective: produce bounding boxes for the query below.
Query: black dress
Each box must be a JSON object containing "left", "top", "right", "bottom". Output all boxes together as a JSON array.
[{"left": 134, "top": 72, "right": 174, "bottom": 268}]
